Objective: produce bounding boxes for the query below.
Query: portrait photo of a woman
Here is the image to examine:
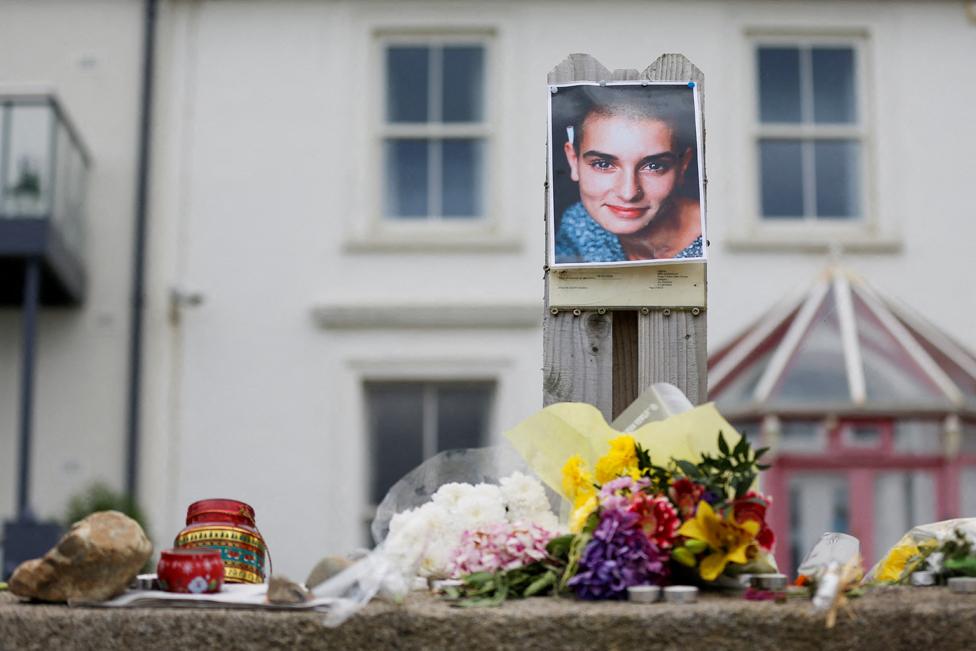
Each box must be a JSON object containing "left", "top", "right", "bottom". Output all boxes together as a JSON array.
[{"left": 548, "top": 82, "right": 705, "bottom": 267}]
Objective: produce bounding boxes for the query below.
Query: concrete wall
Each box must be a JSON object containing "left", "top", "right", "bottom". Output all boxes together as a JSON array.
[{"left": 3, "top": 0, "right": 975, "bottom": 580}]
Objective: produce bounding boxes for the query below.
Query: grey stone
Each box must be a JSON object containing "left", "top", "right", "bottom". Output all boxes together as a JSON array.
[
  {"left": 304, "top": 556, "right": 353, "bottom": 590},
  {"left": 266, "top": 575, "right": 309, "bottom": 605},
  {"left": 9, "top": 511, "right": 152, "bottom": 603}
]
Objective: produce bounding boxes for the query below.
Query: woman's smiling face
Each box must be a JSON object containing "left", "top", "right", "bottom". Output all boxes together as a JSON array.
[{"left": 564, "top": 114, "right": 690, "bottom": 236}]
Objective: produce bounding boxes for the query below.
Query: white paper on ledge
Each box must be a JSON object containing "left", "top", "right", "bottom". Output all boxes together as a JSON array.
[{"left": 75, "top": 583, "right": 338, "bottom": 611}]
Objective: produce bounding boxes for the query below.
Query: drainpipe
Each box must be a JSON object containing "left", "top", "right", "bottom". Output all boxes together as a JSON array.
[
  {"left": 125, "top": 0, "right": 157, "bottom": 499},
  {"left": 16, "top": 258, "right": 41, "bottom": 519}
]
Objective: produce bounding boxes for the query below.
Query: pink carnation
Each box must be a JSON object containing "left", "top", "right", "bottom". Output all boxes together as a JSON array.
[{"left": 450, "top": 522, "right": 555, "bottom": 577}]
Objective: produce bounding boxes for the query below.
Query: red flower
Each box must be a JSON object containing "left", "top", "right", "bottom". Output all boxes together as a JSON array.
[
  {"left": 668, "top": 478, "right": 705, "bottom": 519},
  {"left": 629, "top": 493, "right": 679, "bottom": 549},
  {"left": 732, "top": 491, "right": 776, "bottom": 551}
]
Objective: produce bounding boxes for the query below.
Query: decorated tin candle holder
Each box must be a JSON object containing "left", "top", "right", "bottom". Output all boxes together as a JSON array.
[
  {"left": 174, "top": 498, "right": 269, "bottom": 584},
  {"left": 157, "top": 548, "right": 224, "bottom": 594}
]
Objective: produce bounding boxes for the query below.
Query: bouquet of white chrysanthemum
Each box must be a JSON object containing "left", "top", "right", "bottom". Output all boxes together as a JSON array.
[{"left": 383, "top": 473, "right": 561, "bottom": 578}]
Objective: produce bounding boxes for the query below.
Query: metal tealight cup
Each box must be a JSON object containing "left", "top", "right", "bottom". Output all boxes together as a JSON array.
[
  {"left": 627, "top": 585, "right": 661, "bottom": 603},
  {"left": 663, "top": 585, "right": 698, "bottom": 604},
  {"left": 948, "top": 576, "right": 976, "bottom": 594},
  {"left": 751, "top": 574, "right": 789, "bottom": 591},
  {"left": 910, "top": 571, "right": 936, "bottom": 587}
]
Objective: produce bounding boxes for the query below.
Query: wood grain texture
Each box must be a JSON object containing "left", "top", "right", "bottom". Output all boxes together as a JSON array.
[
  {"left": 543, "top": 53, "right": 707, "bottom": 413},
  {"left": 638, "top": 310, "right": 707, "bottom": 406},
  {"left": 611, "top": 310, "right": 638, "bottom": 418},
  {"left": 543, "top": 310, "right": 614, "bottom": 419}
]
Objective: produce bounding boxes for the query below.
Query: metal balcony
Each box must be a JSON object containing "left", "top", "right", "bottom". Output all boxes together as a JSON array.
[{"left": 0, "top": 90, "right": 90, "bottom": 305}]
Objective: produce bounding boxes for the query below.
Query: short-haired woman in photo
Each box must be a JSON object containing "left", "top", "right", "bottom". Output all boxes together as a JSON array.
[{"left": 553, "top": 85, "right": 702, "bottom": 264}]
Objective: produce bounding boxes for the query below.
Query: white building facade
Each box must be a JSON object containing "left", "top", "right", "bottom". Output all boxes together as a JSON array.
[{"left": 2, "top": 0, "right": 976, "bottom": 578}]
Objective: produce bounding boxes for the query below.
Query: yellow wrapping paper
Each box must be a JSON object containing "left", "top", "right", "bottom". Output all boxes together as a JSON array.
[{"left": 503, "top": 401, "right": 744, "bottom": 499}]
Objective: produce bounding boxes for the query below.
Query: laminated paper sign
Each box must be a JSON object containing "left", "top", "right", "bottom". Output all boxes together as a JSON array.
[{"left": 548, "top": 262, "right": 705, "bottom": 308}]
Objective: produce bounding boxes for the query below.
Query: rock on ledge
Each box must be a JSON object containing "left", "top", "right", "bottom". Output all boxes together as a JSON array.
[{"left": 10, "top": 511, "right": 152, "bottom": 603}]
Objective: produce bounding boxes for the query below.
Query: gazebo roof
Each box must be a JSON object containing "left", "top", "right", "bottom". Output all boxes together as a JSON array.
[{"left": 708, "top": 266, "right": 976, "bottom": 420}]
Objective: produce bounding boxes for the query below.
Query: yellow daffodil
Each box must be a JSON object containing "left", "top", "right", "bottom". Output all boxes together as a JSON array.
[
  {"left": 569, "top": 493, "right": 598, "bottom": 533},
  {"left": 561, "top": 454, "right": 594, "bottom": 502},
  {"left": 874, "top": 541, "right": 920, "bottom": 583},
  {"left": 677, "top": 500, "right": 760, "bottom": 581},
  {"left": 594, "top": 435, "right": 639, "bottom": 483}
]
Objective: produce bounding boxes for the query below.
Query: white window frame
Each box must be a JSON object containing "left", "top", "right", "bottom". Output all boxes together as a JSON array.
[
  {"left": 347, "top": 30, "right": 514, "bottom": 252},
  {"left": 729, "top": 30, "right": 898, "bottom": 253}
]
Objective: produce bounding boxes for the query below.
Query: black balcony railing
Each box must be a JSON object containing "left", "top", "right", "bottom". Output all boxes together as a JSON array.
[{"left": 0, "top": 90, "right": 91, "bottom": 305}]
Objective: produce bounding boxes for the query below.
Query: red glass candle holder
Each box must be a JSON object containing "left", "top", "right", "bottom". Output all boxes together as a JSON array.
[
  {"left": 174, "top": 498, "right": 268, "bottom": 584},
  {"left": 156, "top": 548, "right": 224, "bottom": 594}
]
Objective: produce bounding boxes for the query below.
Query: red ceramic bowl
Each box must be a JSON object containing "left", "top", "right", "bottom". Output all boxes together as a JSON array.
[{"left": 157, "top": 548, "right": 224, "bottom": 594}]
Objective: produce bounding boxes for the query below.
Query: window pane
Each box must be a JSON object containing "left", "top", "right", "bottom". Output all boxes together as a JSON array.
[
  {"left": 366, "top": 383, "right": 425, "bottom": 504},
  {"left": 437, "top": 383, "right": 493, "bottom": 451},
  {"left": 715, "top": 346, "right": 777, "bottom": 408},
  {"left": 759, "top": 139, "right": 804, "bottom": 218},
  {"left": 758, "top": 47, "right": 802, "bottom": 123},
  {"left": 962, "top": 468, "right": 976, "bottom": 517},
  {"left": 854, "top": 293, "right": 944, "bottom": 402},
  {"left": 812, "top": 47, "right": 857, "bottom": 124},
  {"left": 789, "top": 473, "right": 849, "bottom": 575},
  {"left": 384, "top": 139, "right": 429, "bottom": 218},
  {"left": 874, "top": 471, "right": 936, "bottom": 563},
  {"left": 814, "top": 140, "right": 860, "bottom": 218},
  {"left": 442, "top": 46, "right": 484, "bottom": 123},
  {"left": 893, "top": 420, "right": 942, "bottom": 454},
  {"left": 387, "top": 46, "right": 429, "bottom": 123},
  {"left": 441, "top": 139, "right": 483, "bottom": 218},
  {"left": 779, "top": 420, "right": 827, "bottom": 454},
  {"left": 840, "top": 423, "right": 882, "bottom": 448},
  {"left": 4, "top": 104, "right": 52, "bottom": 216},
  {"left": 775, "top": 287, "right": 852, "bottom": 402},
  {"left": 962, "top": 421, "right": 976, "bottom": 455}
]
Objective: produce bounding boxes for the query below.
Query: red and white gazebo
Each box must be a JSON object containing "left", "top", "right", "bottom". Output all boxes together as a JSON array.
[{"left": 709, "top": 266, "right": 976, "bottom": 573}]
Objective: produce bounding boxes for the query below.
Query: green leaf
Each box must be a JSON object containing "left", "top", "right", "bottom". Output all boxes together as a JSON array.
[
  {"left": 675, "top": 459, "right": 701, "bottom": 479},
  {"left": 546, "top": 534, "right": 575, "bottom": 560},
  {"left": 463, "top": 571, "right": 496, "bottom": 586},
  {"left": 944, "top": 556, "right": 976, "bottom": 577},
  {"left": 733, "top": 435, "right": 747, "bottom": 458},
  {"left": 524, "top": 571, "right": 556, "bottom": 597},
  {"left": 718, "top": 432, "right": 730, "bottom": 456}
]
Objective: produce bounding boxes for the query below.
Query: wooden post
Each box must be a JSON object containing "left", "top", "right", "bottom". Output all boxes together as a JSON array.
[{"left": 543, "top": 53, "right": 707, "bottom": 420}]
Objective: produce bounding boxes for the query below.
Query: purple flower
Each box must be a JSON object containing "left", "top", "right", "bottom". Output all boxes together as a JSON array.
[
  {"left": 568, "top": 507, "right": 669, "bottom": 600},
  {"left": 702, "top": 490, "right": 721, "bottom": 505}
]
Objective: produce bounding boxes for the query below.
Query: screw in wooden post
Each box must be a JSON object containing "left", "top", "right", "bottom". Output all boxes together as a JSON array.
[
  {"left": 662, "top": 308, "right": 672, "bottom": 317},
  {"left": 572, "top": 308, "right": 582, "bottom": 317},
  {"left": 550, "top": 307, "right": 559, "bottom": 316},
  {"left": 691, "top": 307, "right": 701, "bottom": 316}
]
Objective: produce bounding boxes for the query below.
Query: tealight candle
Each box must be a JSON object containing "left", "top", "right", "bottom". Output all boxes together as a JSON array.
[
  {"left": 751, "top": 574, "right": 789, "bottom": 591},
  {"left": 910, "top": 571, "right": 936, "bottom": 587},
  {"left": 948, "top": 577, "right": 976, "bottom": 594},
  {"left": 664, "top": 585, "right": 698, "bottom": 604},
  {"left": 627, "top": 585, "right": 661, "bottom": 603}
]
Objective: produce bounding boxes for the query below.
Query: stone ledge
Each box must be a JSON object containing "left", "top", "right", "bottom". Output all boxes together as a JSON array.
[{"left": 1, "top": 587, "right": 973, "bottom": 650}]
